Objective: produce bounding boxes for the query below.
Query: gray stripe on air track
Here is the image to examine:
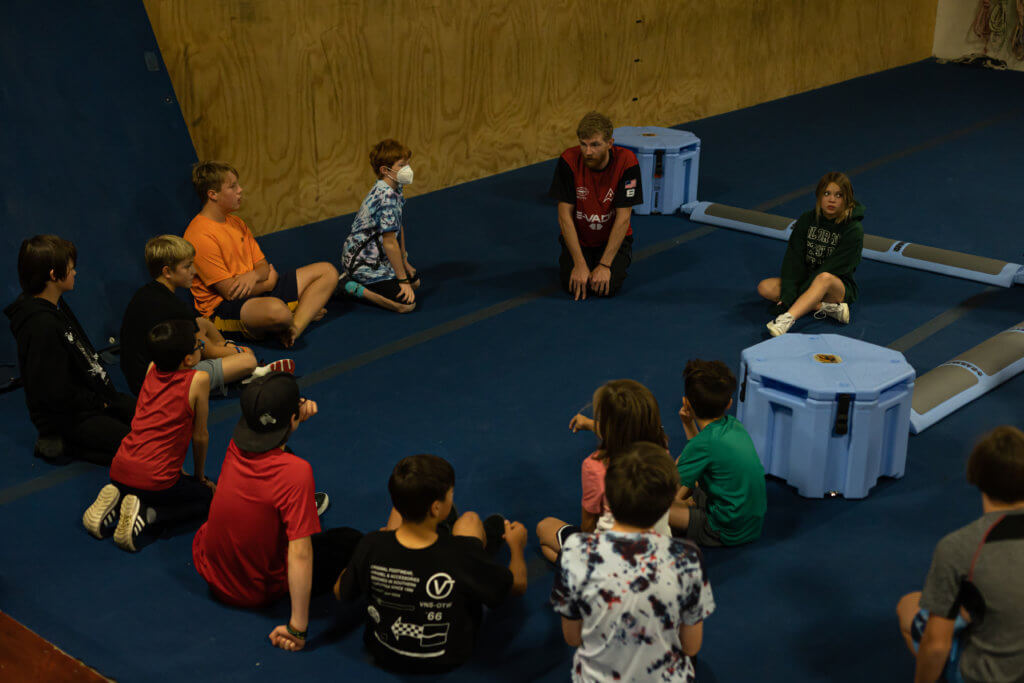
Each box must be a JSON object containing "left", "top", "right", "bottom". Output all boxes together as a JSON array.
[{"left": 4, "top": 110, "right": 1021, "bottom": 506}]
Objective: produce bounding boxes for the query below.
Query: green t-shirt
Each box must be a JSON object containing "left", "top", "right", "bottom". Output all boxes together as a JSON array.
[{"left": 676, "top": 415, "right": 767, "bottom": 545}]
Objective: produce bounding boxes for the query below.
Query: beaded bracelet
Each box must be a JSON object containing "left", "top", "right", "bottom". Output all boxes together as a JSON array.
[{"left": 286, "top": 623, "right": 307, "bottom": 639}]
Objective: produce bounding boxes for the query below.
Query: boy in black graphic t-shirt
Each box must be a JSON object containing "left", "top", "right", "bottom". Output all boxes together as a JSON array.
[
  {"left": 336, "top": 454, "right": 528, "bottom": 673},
  {"left": 549, "top": 111, "right": 643, "bottom": 300}
]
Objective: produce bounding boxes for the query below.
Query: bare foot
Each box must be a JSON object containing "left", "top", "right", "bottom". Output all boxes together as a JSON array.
[
  {"left": 279, "top": 325, "right": 298, "bottom": 348},
  {"left": 313, "top": 307, "right": 327, "bottom": 322}
]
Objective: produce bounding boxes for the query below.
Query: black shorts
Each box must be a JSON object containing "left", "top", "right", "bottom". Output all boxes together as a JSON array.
[
  {"left": 558, "top": 234, "right": 633, "bottom": 297},
  {"left": 210, "top": 269, "right": 299, "bottom": 334},
  {"left": 363, "top": 278, "right": 404, "bottom": 303},
  {"left": 684, "top": 488, "right": 723, "bottom": 547}
]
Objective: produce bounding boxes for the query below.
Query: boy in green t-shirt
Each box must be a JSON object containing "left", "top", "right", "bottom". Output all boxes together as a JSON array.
[{"left": 670, "top": 360, "right": 767, "bottom": 546}]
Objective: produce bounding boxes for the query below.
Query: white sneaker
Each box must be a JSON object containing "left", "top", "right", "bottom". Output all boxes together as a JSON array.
[
  {"left": 82, "top": 484, "right": 120, "bottom": 539},
  {"left": 767, "top": 313, "right": 795, "bottom": 337},
  {"left": 113, "top": 495, "right": 146, "bottom": 552},
  {"left": 814, "top": 302, "right": 850, "bottom": 324}
]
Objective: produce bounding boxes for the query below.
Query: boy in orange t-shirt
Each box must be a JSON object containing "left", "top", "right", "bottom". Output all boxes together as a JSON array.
[{"left": 184, "top": 162, "right": 337, "bottom": 347}]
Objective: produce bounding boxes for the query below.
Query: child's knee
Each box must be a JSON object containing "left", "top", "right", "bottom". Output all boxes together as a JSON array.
[
  {"left": 457, "top": 511, "right": 481, "bottom": 527},
  {"left": 312, "top": 261, "right": 338, "bottom": 280},
  {"left": 757, "top": 279, "right": 778, "bottom": 299},
  {"left": 814, "top": 271, "right": 838, "bottom": 286},
  {"left": 266, "top": 305, "right": 294, "bottom": 328}
]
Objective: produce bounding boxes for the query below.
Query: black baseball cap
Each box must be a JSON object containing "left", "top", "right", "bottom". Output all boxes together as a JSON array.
[{"left": 233, "top": 372, "right": 301, "bottom": 452}]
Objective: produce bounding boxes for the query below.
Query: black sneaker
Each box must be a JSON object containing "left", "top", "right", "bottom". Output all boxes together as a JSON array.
[
  {"left": 113, "top": 495, "right": 146, "bottom": 552},
  {"left": 483, "top": 515, "right": 506, "bottom": 555},
  {"left": 82, "top": 484, "right": 120, "bottom": 539},
  {"left": 315, "top": 492, "right": 330, "bottom": 516}
]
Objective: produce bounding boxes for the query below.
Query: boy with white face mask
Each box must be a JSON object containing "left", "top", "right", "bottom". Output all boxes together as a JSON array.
[{"left": 338, "top": 139, "right": 420, "bottom": 313}]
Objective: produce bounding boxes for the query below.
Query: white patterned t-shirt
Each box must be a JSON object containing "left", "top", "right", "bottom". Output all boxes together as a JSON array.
[{"left": 551, "top": 532, "right": 715, "bottom": 683}]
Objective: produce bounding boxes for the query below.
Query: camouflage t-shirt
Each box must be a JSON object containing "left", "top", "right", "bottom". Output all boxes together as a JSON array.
[{"left": 340, "top": 180, "right": 404, "bottom": 284}]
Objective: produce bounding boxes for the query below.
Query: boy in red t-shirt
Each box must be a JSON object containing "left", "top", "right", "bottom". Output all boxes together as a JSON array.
[
  {"left": 82, "top": 319, "right": 214, "bottom": 552},
  {"left": 191, "top": 373, "right": 361, "bottom": 652}
]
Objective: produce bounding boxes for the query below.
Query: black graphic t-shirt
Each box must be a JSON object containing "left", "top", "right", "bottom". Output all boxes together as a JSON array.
[{"left": 338, "top": 530, "right": 513, "bottom": 673}]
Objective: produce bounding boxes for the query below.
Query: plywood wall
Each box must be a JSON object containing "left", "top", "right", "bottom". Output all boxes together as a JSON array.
[{"left": 145, "top": 0, "right": 937, "bottom": 235}]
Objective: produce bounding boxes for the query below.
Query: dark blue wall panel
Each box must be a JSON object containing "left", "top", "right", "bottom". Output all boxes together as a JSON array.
[{"left": 0, "top": 0, "right": 197, "bottom": 362}]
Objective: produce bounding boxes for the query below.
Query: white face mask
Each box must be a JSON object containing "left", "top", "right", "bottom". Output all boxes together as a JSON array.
[{"left": 393, "top": 165, "right": 414, "bottom": 185}]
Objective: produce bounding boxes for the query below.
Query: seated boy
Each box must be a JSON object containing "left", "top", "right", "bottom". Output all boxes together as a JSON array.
[
  {"left": 897, "top": 425, "right": 1024, "bottom": 683},
  {"left": 671, "top": 360, "right": 766, "bottom": 546},
  {"left": 120, "top": 235, "right": 293, "bottom": 396},
  {"left": 185, "top": 162, "right": 337, "bottom": 347},
  {"left": 83, "top": 320, "right": 214, "bottom": 551},
  {"left": 335, "top": 454, "right": 528, "bottom": 674},
  {"left": 5, "top": 235, "right": 135, "bottom": 465},
  {"left": 337, "top": 139, "right": 420, "bottom": 313},
  {"left": 551, "top": 442, "right": 715, "bottom": 682},
  {"left": 192, "top": 372, "right": 361, "bottom": 652}
]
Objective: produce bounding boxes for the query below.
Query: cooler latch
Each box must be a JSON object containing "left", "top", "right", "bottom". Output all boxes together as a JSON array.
[{"left": 834, "top": 394, "right": 852, "bottom": 435}]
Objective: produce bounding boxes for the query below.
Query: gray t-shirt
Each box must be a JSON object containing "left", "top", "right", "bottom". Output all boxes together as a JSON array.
[{"left": 920, "top": 510, "right": 1024, "bottom": 683}]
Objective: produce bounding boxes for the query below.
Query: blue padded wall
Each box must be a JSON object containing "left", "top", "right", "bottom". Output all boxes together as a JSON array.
[{"left": 0, "top": 0, "right": 197, "bottom": 363}]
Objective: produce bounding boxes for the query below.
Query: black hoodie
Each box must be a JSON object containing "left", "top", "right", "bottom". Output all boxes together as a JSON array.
[{"left": 4, "top": 294, "right": 116, "bottom": 435}]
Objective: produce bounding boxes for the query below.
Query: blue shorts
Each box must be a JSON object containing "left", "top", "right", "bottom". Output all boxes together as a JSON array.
[
  {"left": 910, "top": 609, "right": 967, "bottom": 683},
  {"left": 210, "top": 269, "right": 298, "bottom": 336}
]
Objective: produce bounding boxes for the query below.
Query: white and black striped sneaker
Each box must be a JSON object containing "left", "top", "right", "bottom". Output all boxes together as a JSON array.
[
  {"left": 113, "top": 495, "right": 146, "bottom": 552},
  {"left": 82, "top": 484, "right": 120, "bottom": 539}
]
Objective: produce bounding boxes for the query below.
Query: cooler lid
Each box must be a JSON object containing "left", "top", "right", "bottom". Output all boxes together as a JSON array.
[
  {"left": 613, "top": 126, "right": 700, "bottom": 154},
  {"left": 741, "top": 334, "right": 915, "bottom": 401}
]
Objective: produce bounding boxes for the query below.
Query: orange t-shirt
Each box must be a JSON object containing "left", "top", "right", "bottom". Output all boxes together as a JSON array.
[{"left": 184, "top": 214, "right": 266, "bottom": 317}]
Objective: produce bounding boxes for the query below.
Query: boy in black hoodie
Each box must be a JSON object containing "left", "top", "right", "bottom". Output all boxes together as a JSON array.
[{"left": 5, "top": 235, "right": 136, "bottom": 464}]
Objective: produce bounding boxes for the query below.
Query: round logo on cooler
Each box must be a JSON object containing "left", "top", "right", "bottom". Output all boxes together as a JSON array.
[{"left": 367, "top": 605, "right": 381, "bottom": 623}]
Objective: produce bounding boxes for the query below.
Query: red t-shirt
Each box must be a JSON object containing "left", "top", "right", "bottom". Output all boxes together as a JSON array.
[
  {"left": 549, "top": 146, "right": 643, "bottom": 248},
  {"left": 192, "top": 440, "right": 321, "bottom": 607},
  {"left": 109, "top": 367, "right": 196, "bottom": 491}
]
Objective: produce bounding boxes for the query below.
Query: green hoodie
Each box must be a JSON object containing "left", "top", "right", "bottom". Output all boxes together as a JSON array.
[{"left": 779, "top": 201, "right": 865, "bottom": 308}]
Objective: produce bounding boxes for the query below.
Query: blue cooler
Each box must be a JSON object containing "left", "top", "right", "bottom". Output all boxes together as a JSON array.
[
  {"left": 613, "top": 126, "right": 700, "bottom": 215},
  {"left": 736, "top": 334, "right": 915, "bottom": 499}
]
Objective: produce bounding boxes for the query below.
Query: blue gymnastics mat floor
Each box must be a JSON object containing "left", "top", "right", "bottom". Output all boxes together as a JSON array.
[{"left": 2, "top": 59, "right": 1024, "bottom": 682}]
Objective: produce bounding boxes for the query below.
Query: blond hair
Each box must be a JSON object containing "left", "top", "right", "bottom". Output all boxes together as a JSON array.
[
  {"left": 192, "top": 161, "right": 239, "bottom": 203},
  {"left": 576, "top": 111, "right": 614, "bottom": 142},
  {"left": 145, "top": 234, "right": 196, "bottom": 279}
]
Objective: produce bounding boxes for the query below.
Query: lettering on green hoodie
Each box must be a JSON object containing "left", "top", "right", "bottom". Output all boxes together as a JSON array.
[{"left": 779, "top": 202, "right": 865, "bottom": 308}]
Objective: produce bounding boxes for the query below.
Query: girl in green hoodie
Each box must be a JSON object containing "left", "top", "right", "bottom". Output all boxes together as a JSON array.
[{"left": 757, "top": 172, "right": 864, "bottom": 336}]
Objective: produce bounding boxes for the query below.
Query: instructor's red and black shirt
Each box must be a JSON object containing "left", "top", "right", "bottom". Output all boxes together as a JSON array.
[{"left": 549, "top": 146, "right": 643, "bottom": 248}]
